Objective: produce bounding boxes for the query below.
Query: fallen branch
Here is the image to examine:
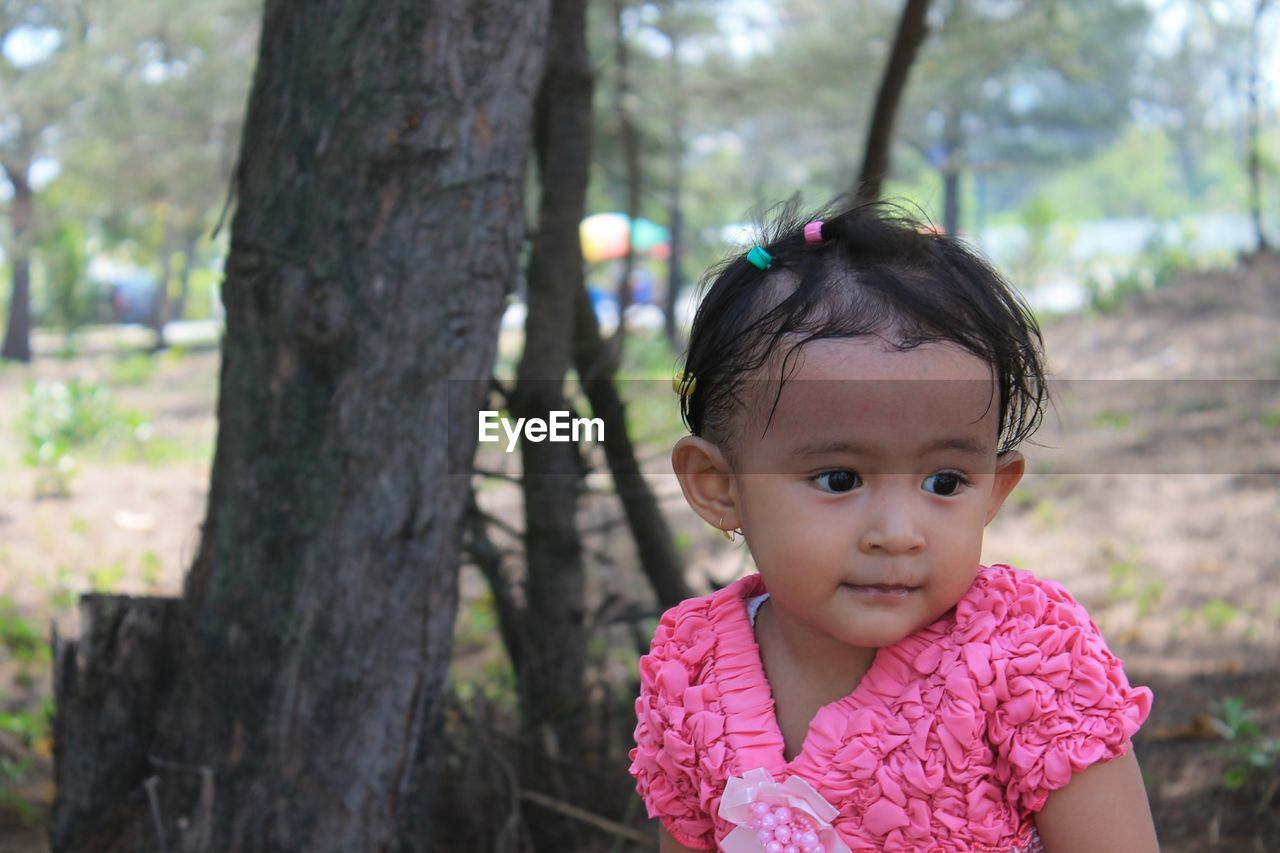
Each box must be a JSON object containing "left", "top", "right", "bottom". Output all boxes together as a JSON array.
[{"left": 518, "top": 790, "right": 649, "bottom": 845}]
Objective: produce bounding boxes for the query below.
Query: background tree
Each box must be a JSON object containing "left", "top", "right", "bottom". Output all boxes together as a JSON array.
[
  {"left": 854, "top": 0, "right": 932, "bottom": 203},
  {"left": 1, "top": 0, "right": 90, "bottom": 362},
  {"left": 895, "top": 0, "right": 1151, "bottom": 234},
  {"left": 50, "top": 1, "right": 550, "bottom": 850},
  {"left": 509, "top": 0, "right": 594, "bottom": 826},
  {"left": 61, "top": 0, "right": 260, "bottom": 346}
]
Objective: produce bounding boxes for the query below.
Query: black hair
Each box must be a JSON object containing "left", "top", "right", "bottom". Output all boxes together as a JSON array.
[{"left": 677, "top": 199, "right": 1048, "bottom": 455}]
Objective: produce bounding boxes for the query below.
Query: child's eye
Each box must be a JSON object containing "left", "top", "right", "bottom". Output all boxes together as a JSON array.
[
  {"left": 813, "top": 470, "right": 860, "bottom": 493},
  {"left": 922, "top": 471, "right": 968, "bottom": 496}
]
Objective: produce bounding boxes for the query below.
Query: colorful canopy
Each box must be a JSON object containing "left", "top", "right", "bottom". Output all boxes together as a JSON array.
[{"left": 580, "top": 213, "right": 671, "bottom": 263}]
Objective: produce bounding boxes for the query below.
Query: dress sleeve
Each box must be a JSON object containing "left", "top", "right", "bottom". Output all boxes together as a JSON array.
[
  {"left": 629, "top": 600, "right": 720, "bottom": 850},
  {"left": 978, "top": 567, "right": 1154, "bottom": 814}
]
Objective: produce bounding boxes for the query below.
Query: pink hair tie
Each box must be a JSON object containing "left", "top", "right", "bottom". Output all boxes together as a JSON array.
[{"left": 803, "top": 220, "right": 825, "bottom": 245}]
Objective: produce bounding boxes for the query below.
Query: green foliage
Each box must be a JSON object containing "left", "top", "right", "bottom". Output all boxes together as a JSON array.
[
  {"left": 1104, "top": 560, "right": 1163, "bottom": 619},
  {"left": 1017, "top": 194, "right": 1058, "bottom": 287},
  {"left": 1092, "top": 410, "right": 1132, "bottom": 430},
  {"left": 1083, "top": 225, "right": 1203, "bottom": 315},
  {"left": 17, "top": 378, "right": 154, "bottom": 496},
  {"left": 139, "top": 551, "right": 164, "bottom": 588},
  {"left": 109, "top": 351, "right": 158, "bottom": 386},
  {"left": 0, "top": 600, "right": 45, "bottom": 666},
  {"left": 0, "top": 697, "right": 54, "bottom": 752},
  {"left": 20, "top": 378, "right": 108, "bottom": 496},
  {"left": 48, "top": 567, "right": 79, "bottom": 611},
  {"left": 35, "top": 219, "right": 95, "bottom": 333},
  {"left": 618, "top": 327, "right": 680, "bottom": 379},
  {"left": 1213, "top": 697, "right": 1280, "bottom": 801},
  {"left": 88, "top": 562, "right": 127, "bottom": 593}
]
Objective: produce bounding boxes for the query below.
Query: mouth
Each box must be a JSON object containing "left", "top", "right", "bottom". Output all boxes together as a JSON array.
[{"left": 842, "top": 582, "right": 919, "bottom": 598}]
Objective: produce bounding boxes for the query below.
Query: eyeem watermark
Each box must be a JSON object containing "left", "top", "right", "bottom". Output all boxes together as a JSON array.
[{"left": 478, "top": 410, "right": 604, "bottom": 452}]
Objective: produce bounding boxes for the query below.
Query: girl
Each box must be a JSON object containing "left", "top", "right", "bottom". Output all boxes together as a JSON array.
[{"left": 629, "top": 202, "right": 1157, "bottom": 852}]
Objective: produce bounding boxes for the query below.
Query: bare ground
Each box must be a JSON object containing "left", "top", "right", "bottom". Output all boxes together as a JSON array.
[{"left": 1, "top": 253, "right": 1278, "bottom": 851}]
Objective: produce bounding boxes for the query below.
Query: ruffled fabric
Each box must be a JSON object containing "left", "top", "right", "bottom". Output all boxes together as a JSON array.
[
  {"left": 954, "top": 566, "right": 1154, "bottom": 814},
  {"left": 628, "top": 564, "right": 1153, "bottom": 851},
  {"left": 629, "top": 593, "right": 725, "bottom": 849}
]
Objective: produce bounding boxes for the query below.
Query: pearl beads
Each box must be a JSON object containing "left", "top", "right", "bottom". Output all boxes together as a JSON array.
[{"left": 745, "top": 805, "right": 828, "bottom": 853}]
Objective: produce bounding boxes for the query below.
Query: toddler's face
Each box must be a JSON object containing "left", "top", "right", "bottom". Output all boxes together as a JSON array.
[{"left": 684, "top": 336, "right": 1023, "bottom": 651}]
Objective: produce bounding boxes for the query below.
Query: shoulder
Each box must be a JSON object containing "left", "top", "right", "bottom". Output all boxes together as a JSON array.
[
  {"left": 951, "top": 563, "right": 1100, "bottom": 645},
  {"left": 641, "top": 574, "right": 763, "bottom": 685},
  {"left": 954, "top": 564, "right": 1155, "bottom": 813},
  {"left": 630, "top": 577, "right": 762, "bottom": 849}
]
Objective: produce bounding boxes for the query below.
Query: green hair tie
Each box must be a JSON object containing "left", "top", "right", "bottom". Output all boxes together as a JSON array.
[{"left": 746, "top": 246, "right": 773, "bottom": 270}]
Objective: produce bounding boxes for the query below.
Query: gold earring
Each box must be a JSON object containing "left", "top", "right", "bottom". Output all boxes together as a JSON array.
[{"left": 719, "top": 516, "right": 739, "bottom": 542}]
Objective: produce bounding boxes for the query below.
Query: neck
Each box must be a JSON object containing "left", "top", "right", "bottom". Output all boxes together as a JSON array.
[{"left": 756, "top": 599, "right": 876, "bottom": 697}]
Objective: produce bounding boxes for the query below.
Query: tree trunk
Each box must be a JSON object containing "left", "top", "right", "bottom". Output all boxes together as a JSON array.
[
  {"left": 1246, "top": 0, "right": 1271, "bottom": 252},
  {"left": 663, "top": 30, "right": 685, "bottom": 351},
  {"left": 941, "top": 108, "right": 963, "bottom": 235},
  {"left": 2, "top": 164, "right": 33, "bottom": 362},
  {"left": 171, "top": 228, "right": 201, "bottom": 324},
  {"left": 574, "top": 283, "right": 692, "bottom": 608},
  {"left": 511, "top": 0, "right": 593, "bottom": 767},
  {"left": 149, "top": 213, "right": 174, "bottom": 352},
  {"left": 50, "top": 2, "right": 549, "bottom": 851},
  {"left": 854, "top": 0, "right": 932, "bottom": 204},
  {"left": 608, "top": 0, "right": 641, "bottom": 365}
]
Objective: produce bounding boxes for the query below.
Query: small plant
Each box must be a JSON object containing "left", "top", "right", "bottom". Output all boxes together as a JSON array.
[
  {"left": 1030, "top": 499, "right": 1060, "bottom": 532},
  {"left": 1200, "top": 598, "right": 1238, "bottom": 633},
  {"left": 0, "top": 599, "right": 45, "bottom": 665},
  {"left": 109, "top": 351, "right": 157, "bottom": 386},
  {"left": 1104, "top": 560, "right": 1162, "bottom": 620},
  {"left": 45, "top": 566, "right": 79, "bottom": 612},
  {"left": 1135, "top": 580, "right": 1164, "bottom": 621},
  {"left": 18, "top": 378, "right": 153, "bottom": 496},
  {"left": 139, "top": 551, "right": 164, "bottom": 588},
  {"left": 1213, "top": 696, "right": 1280, "bottom": 806},
  {"left": 1106, "top": 560, "right": 1140, "bottom": 603},
  {"left": 1092, "top": 410, "right": 1132, "bottom": 430},
  {"left": 88, "top": 562, "right": 127, "bottom": 593},
  {"left": 20, "top": 378, "right": 112, "bottom": 497}
]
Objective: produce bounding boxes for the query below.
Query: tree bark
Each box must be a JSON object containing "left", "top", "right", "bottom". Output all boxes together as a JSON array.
[
  {"left": 2, "top": 163, "right": 33, "bottom": 362},
  {"left": 50, "top": 1, "right": 549, "bottom": 850},
  {"left": 511, "top": 0, "right": 594, "bottom": 764},
  {"left": 854, "top": 0, "right": 932, "bottom": 204}
]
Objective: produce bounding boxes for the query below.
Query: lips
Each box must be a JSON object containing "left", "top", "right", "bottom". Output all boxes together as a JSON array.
[{"left": 843, "top": 580, "right": 920, "bottom": 591}]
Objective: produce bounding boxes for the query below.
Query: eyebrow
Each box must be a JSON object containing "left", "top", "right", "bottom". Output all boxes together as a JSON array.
[{"left": 790, "top": 436, "right": 989, "bottom": 458}]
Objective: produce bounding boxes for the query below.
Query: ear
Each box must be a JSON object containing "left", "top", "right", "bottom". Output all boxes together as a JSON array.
[
  {"left": 671, "top": 435, "right": 740, "bottom": 532},
  {"left": 984, "top": 450, "right": 1025, "bottom": 525}
]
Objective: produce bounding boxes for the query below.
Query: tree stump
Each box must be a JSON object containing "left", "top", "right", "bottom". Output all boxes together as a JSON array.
[{"left": 52, "top": 594, "right": 181, "bottom": 853}]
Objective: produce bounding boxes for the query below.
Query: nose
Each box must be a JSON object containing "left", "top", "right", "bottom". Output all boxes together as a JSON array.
[{"left": 858, "top": 487, "right": 926, "bottom": 555}]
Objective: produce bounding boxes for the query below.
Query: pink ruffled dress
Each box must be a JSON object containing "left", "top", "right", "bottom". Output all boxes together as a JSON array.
[{"left": 629, "top": 564, "right": 1153, "bottom": 852}]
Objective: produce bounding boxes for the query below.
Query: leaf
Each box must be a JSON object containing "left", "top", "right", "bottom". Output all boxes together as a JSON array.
[{"left": 1222, "top": 765, "right": 1249, "bottom": 790}]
